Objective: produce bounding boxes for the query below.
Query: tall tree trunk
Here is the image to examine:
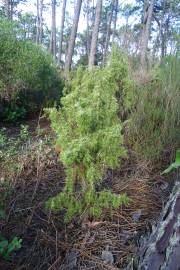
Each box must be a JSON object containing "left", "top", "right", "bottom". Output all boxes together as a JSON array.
[
  {"left": 74, "top": 0, "right": 77, "bottom": 14},
  {"left": 86, "top": 0, "right": 91, "bottom": 59},
  {"left": 160, "top": 0, "right": 167, "bottom": 60},
  {"left": 36, "top": 0, "right": 43, "bottom": 44},
  {"left": 10, "top": 0, "right": 13, "bottom": 20},
  {"left": 3, "top": 0, "right": 10, "bottom": 19},
  {"left": 140, "top": 0, "right": 154, "bottom": 68},
  {"left": 58, "top": 0, "right": 67, "bottom": 66},
  {"left": 112, "top": 0, "right": 118, "bottom": 43},
  {"left": 50, "top": 0, "right": 56, "bottom": 58},
  {"left": 36, "top": 0, "right": 40, "bottom": 43},
  {"left": 160, "top": 19, "right": 169, "bottom": 60},
  {"left": 153, "top": 0, "right": 168, "bottom": 62},
  {"left": 123, "top": 16, "right": 130, "bottom": 50},
  {"left": 64, "top": 0, "right": 82, "bottom": 76},
  {"left": 39, "top": 0, "right": 43, "bottom": 43},
  {"left": 102, "top": 0, "right": 115, "bottom": 65},
  {"left": 88, "top": 0, "right": 103, "bottom": 68}
]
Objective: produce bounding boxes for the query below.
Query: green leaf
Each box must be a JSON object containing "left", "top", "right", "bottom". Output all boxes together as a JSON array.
[
  {"left": 0, "top": 236, "right": 22, "bottom": 260},
  {"left": 0, "top": 240, "right": 8, "bottom": 251},
  {"left": 175, "top": 150, "right": 180, "bottom": 163},
  {"left": 0, "top": 209, "right": 5, "bottom": 219},
  {"left": 161, "top": 150, "right": 180, "bottom": 175},
  {"left": 6, "top": 237, "right": 22, "bottom": 256}
]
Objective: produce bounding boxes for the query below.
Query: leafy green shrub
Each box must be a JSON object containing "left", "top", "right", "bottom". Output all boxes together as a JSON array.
[
  {"left": 46, "top": 49, "right": 131, "bottom": 223},
  {"left": 0, "top": 18, "right": 63, "bottom": 121},
  {"left": 20, "top": 124, "right": 29, "bottom": 140},
  {"left": 0, "top": 235, "right": 22, "bottom": 260},
  {"left": 129, "top": 55, "right": 180, "bottom": 160},
  {"left": 2, "top": 104, "right": 26, "bottom": 122}
]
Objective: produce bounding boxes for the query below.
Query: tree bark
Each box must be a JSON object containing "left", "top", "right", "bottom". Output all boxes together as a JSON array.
[
  {"left": 88, "top": 0, "right": 103, "bottom": 68},
  {"left": 140, "top": 0, "right": 154, "bottom": 68},
  {"left": 112, "top": 0, "right": 118, "bottom": 44},
  {"left": 102, "top": 0, "right": 115, "bottom": 66},
  {"left": 138, "top": 178, "right": 180, "bottom": 270},
  {"left": 58, "top": 0, "right": 67, "bottom": 66},
  {"left": 50, "top": 0, "right": 56, "bottom": 58},
  {"left": 64, "top": 0, "right": 82, "bottom": 76}
]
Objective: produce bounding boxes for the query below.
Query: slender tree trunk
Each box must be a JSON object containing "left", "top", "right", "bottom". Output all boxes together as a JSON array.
[
  {"left": 86, "top": 0, "right": 91, "bottom": 59},
  {"left": 36, "top": 0, "right": 40, "bottom": 43},
  {"left": 153, "top": 0, "right": 168, "bottom": 62},
  {"left": 74, "top": 0, "right": 77, "bottom": 14},
  {"left": 4, "top": 0, "right": 10, "bottom": 19},
  {"left": 65, "top": 0, "right": 82, "bottom": 76},
  {"left": 112, "top": 0, "right": 118, "bottom": 43},
  {"left": 123, "top": 16, "right": 130, "bottom": 50},
  {"left": 36, "top": 0, "right": 43, "bottom": 44},
  {"left": 159, "top": 0, "right": 166, "bottom": 61},
  {"left": 50, "top": 0, "right": 56, "bottom": 58},
  {"left": 92, "top": 0, "right": 95, "bottom": 20},
  {"left": 58, "top": 0, "right": 67, "bottom": 66},
  {"left": 161, "top": 31, "right": 166, "bottom": 59},
  {"left": 140, "top": 0, "right": 154, "bottom": 68},
  {"left": 39, "top": 0, "right": 43, "bottom": 43},
  {"left": 88, "top": 0, "right": 103, "bottom": 68},
  {"left": 103, "top": 0, "right": 115, "bottom": 65},
  {"left": 10, "top": 0, "right": 13, "bottom": 20},
  {"left": 160, "top": 19, "right": 169, "bottom": 60}
]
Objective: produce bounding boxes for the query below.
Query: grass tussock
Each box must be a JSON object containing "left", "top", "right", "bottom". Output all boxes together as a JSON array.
[{"left": 128, "top": 55, "right": 180, "bottom": 161}]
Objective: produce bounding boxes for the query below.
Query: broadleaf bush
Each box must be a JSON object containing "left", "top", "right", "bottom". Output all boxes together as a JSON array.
[{"left": 0, "top": 18, "right": 63, "bottom": 122}]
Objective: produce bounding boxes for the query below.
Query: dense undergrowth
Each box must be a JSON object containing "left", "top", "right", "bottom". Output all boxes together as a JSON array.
[{"left": 0, "top": 44, "right": 179, "bottom": 266}]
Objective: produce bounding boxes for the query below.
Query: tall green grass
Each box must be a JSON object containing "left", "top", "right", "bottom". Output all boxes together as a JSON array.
[{"left": 129, "top": 54, "right": 180, "bottom": 161}]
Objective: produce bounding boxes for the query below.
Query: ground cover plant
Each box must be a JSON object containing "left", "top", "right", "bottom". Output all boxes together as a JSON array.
[{"left": 0, "top": 235, "right": 22, "bottom": 260}]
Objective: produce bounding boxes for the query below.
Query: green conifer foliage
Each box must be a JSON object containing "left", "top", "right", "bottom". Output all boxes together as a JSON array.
[{"left": 47, "top": 49, "right": 131, "bottom": 223}]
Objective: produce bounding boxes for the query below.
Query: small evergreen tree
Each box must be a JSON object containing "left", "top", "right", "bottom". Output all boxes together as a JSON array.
[{"left": 47, "top": 48, "right": 131, "bottom": 223}]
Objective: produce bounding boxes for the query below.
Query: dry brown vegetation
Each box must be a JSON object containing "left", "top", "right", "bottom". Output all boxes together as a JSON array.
[{"left": 0, "top": 119, "right": 172, "bottom": 270}]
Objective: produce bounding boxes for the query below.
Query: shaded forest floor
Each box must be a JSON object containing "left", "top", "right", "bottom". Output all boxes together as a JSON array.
[{"left": 0, "top": 119, "right": 174, "bottom": 270}]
